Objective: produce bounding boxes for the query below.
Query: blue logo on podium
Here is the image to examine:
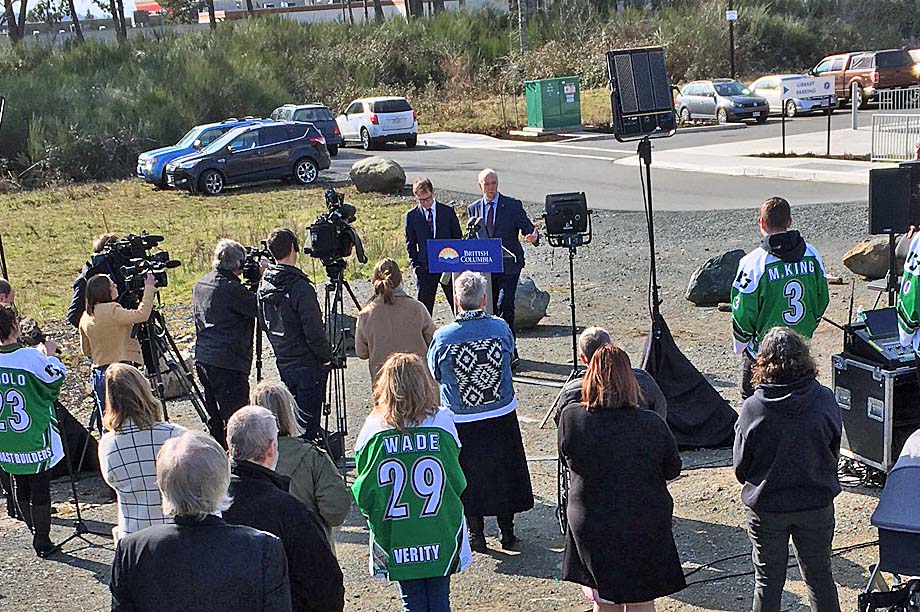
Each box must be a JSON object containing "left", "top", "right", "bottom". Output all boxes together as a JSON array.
[{"left": 427, "top": 239, "right": 504, "bottom": 273}]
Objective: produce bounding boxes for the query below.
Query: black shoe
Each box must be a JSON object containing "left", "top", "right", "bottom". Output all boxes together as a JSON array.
[
  {"left": 470, "top": 534, "right": 487, "bottom": 553},
  {"left": 500, "top": 533, "right": 520, "bottom": 551},
  {"left": 511, "top": 355, "right": 521, "bottom": 370}
]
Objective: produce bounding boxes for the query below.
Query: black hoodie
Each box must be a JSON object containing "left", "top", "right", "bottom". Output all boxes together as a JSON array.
[
  {"left": 733, "top": 376, "right": 841, "bottom": 512},
  {"left": 760, "top": 229, "right": 807, "bottom": 263},
  {"left": 257, "top": 264, "right": 333, "bottom": 370}
]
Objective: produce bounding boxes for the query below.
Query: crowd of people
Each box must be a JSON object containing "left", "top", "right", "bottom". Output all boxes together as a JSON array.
[{"left": 1, "top": 187, "right": 903, "bottom": 612}]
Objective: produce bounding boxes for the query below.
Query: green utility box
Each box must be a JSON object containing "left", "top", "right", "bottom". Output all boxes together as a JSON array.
[{"left": 524, "top": 77, "right": 582, "bottom": 130}]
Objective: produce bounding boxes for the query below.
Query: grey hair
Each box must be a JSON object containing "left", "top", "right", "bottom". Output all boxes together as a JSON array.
[
  {"left": 212, "top": 239, "right": 246, "bottom": 272},
  {"left": 478, "top": 168, "right": 497, "bottom": 183},
  {"left": 157, "top": 430, "right": 232, "bottom": 518},
  {"left": 227, "top": 405, "right": 279, "bottom": 463},
  {"left": 578, "top": 326, "right": 612, "bottom": 361},
  {"left": 455, "top": 271, "right": 486, "bottom": 311},
  {"left": 250, "top": 381, "right": 304, "bottom": 437}
]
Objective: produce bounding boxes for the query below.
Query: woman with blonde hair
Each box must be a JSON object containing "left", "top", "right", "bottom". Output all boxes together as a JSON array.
[
  {"left": 558, "top": 344, "right": 684, "bottom": 612},
  {"left": 355, "top": 258, "right": 435, "bottom": 382},
  {"left": 249, "top": 380, "right": 351, "bottom": 548},
  {"left": 353, "top": 353, "right": 471, "bottom": 612},
  {"left": 97, "top": 363, "right": 185, "bottom": 540}
]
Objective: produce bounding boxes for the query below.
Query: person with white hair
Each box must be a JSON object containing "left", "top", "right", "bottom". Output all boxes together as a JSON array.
[
  {"left": 427, "top": 271, "right": 534, "bottom": 553},
  {"left": 109, "top": 430, "right": 293, "bottom": 612},
  {"left": 193, "top": 238, "right": 265, "bottom": 446},
  {"left": 223, "top": 406, "right": 345, "bottom": 612}
]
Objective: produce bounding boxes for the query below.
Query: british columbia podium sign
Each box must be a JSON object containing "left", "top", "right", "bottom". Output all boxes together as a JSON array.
[{"left": 427, "top": 239, "right": 504, "bottom": 274}]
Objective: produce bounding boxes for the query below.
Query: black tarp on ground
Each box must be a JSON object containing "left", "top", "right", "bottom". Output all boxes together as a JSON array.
[
  {"left": 50, "top": 402, "right": 100, "bottom": 479},
  {"left": 640, "top": 317, "right": 737, "bottom": 449}
]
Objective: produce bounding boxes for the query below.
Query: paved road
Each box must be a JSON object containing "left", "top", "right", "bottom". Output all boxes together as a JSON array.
[{"left": 329, "top": 110, "right": 872, "bottom": 211}]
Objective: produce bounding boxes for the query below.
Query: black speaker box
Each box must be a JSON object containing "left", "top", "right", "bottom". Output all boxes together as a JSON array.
[
  {"left": 606, "top": 46, "right": 676, "bottom": 142},
  {"left": 869, "top": 167, "right": 911, "bottom": 234}
]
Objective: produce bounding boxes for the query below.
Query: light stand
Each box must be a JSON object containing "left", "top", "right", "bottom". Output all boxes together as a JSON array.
[
  {"left": 0, "top": 232, "right": 8, "bottom": 279},
  {"left": 639, "top": 136, "right": 663, "bottom": 328}
]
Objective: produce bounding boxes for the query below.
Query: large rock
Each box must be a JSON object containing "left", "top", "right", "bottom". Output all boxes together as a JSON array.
[
  {"left": 514, "top": 275, "right": 550, "bottom": 330},
  {"left": 843, "top": 235, "right": 909, "bottom": 280},
  {"left": 160, "top": 350, "right": 195, "bottom": 400},
  {"left": 686, "top": 249, "right": 746, "bottom": 306},
  {"left": 349, "top": 156, "right": 406, "bottom": 193}
]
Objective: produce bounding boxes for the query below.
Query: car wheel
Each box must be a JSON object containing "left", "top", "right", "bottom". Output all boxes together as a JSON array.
[
  {"left": 199, "top": 170, "right": 224, "bottom": 196},
  {"left": 855, "top": 86, "right": 868, "bottom": 109},
  {"left": 327, "top": 144, "right": 338, "bottom": 157},
  {"left": 679, "top": 107, "right": 691, "bottom": 125},
  {"left": 755, "top": 115, "right": 768, "bottom": 124},
  {"left": 361, "top": 128, "right": 373, "bottom": 151},
  {"left": 405, "top": 136, "right": 417, "bottom": 148},
  {"left": 785, "top": 100, "right": 797, "bottom": 118},
  {"left": 716, "top": 108, "right": 728, "bottom": 124},
  {"left": 293, "top": 158, "right": 318, "bottom": 185}
]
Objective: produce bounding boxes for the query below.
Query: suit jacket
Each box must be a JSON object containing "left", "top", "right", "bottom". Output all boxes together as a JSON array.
[
  {"left": 110, "top": 514, "right": 292, "bottom": 612},
  {"left": 468, "top": 193, "right": 535, "bottom": 275},
  {"left": 405, "top": 201, "right": 463, "bottom": 273}
]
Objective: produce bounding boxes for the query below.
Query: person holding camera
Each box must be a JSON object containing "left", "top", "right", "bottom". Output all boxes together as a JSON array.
[
  {"left": 67, "top": 233, "right": 120, "bottom": 328},
  {"left": 79, "top": 273, "right": 157, "bottom": 418},
  {"left": 0, "top": 303, "right": 67, "bottom": 557},
  {"left": 259, "top": 228, "right": 333, "bottom": 441},
  {"left": 193, "top": 239, "right": 262, "bottom": 447},
  {"left": 0, "top": 278, "right": 15, "bottom": 520}
]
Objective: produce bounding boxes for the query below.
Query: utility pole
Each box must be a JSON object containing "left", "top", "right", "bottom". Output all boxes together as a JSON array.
[
  {"left": 728, "top": 0, "right": 735, "bottom": 79},
  {"left": 518, "top": 0, "right": 527, "bottom": 82}
]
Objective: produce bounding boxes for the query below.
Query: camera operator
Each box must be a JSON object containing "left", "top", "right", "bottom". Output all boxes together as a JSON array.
[
  {"left": 193, "top": 239, "right": 264, "bottom": 447},
  {"left": 67, "top": 233, "right": 120, "bottom": 328},
  {"left": 0, "top": 278, "right": 13, "bottom": 305},
  {"left": 258, "top": 228, "right": 333, "bottom": 441},
  {"left": 0, "top": 278, "right": 14, "bottom": 520},
  {"left": 79, "top": 273, "right": 157, "bottom": 418}
]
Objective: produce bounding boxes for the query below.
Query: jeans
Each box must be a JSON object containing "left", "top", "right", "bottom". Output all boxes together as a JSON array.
[
  {"left": 279, "top": 364, "right": 328, "bottom": 440},
  {"left": 491, "top": 272, "right": 520, "bottom": 337},
  {"left": 396, "top": 576, "right": 451, "bottom": 612},
  {"left": 195, "top": 362, "right": 250, "bottom": 448},
  {"left": 92, "top": 365, "right": 109, "bottom": 426},
  {"left": 746, "top": 504, "right": 840, "bottom": 612}
]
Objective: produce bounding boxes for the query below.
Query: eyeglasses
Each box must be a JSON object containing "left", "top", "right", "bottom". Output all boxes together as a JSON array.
[{"left": 415, "top": 193, "right": 434, "bottom": 204}]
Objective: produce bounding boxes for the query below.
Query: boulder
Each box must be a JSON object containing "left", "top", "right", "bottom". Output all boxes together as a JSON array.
[
  {"left": 686, "top": 249, "right": 746, "bottom": 306},
  {"left": 843, "top": 235, "right": 909, "bottom": 280},
  {"left": 349, "top": 156, "right": 406, "bottom": 193},
  {"left": 514, "top": 275, "right": 550, "bottom": 330},
  {"left": 160, "top": 350, "right": 195, "bottom": 400}
]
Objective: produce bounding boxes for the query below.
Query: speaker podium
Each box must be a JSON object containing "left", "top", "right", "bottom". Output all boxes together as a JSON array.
[{"left": 427, "top": 239, "right": 514, "bottom": 315}]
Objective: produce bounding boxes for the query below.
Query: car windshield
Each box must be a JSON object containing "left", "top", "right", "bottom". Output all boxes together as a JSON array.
[
  {"left": 372, "top": 99, "right": 412, "bottom": 113},
  {"left": 294, "top": 108, "right": 334, "bottom": 122},
  {"left": 201, "top": 126, "right": 248, "bottom": 154},
  {"left": 714, "top": 81, "right": 751, "bottom": 96},
  {"left": 174, "top": 127, "right": 202, "bottom": 148}
]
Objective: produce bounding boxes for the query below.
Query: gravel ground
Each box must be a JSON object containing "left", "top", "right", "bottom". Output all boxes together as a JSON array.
[{"left": 0, "top": 193, "right": 891, "bottom": 612}]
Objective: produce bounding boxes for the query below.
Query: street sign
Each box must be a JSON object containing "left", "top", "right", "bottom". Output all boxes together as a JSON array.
[
  {"left": 725, "top": 9, "right": 738, "bottom": 21},
  {"left": 781, "top": 75, "right": 834, "bottom": 100}
]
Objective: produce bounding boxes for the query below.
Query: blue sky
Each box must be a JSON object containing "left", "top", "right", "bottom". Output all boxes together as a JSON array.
[{"left": 69, "top": 0, "right": 139, "bottom": 19}]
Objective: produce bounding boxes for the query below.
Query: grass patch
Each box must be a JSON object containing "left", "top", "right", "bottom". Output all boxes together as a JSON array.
[{"left": 0, "top": 180, "right": 415, "bottom": 323}]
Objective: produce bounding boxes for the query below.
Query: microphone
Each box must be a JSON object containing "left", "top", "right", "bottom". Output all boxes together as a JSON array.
[
  {"left": 467, "top": 216, "right": 483, "bottom": 231},
  {"left": 163, "top": 260, "right": 182, "bottom": 269}
]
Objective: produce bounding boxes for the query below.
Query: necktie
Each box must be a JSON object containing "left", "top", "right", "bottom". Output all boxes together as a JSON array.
[
  {"left": 426, "top": 209, "right": 434, "bottom": 237},
  {"left": 486, "top": 202, "right": 495, "bottom": 237}
]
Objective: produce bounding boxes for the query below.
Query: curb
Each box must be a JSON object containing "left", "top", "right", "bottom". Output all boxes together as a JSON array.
[
  {"left": 613, "top": 156, "right": 870, "bottom": 185},
  {"left": 676, "top": 123, "right": 748, "bottom": 134}
]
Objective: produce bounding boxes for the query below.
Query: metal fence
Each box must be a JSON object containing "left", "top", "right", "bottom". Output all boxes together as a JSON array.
[
  {"left": 878, "top": 87, "right": 920, "bottom": 111},
  {"left": 871, "top": 113, "right": 920, "bottom": 161}
]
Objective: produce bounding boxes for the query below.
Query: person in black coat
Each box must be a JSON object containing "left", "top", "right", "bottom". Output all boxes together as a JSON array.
[
  {"left": 110, "top": 430, "right": 292, "bottom": 612},
  {"left": 467, "top": 169, "right": 539, "bottom": 364},
  {"left": 223, "top": 406, "right": 345, "bottom": 612},
  {"left": 405, "top": 177, "right": 463, "bottom": 314},
  {"left": 558, "top": 344, "right": 684, "bottom": 611},
  {"left": 733, "top": 327, "right": 841, "bottom": 612}
]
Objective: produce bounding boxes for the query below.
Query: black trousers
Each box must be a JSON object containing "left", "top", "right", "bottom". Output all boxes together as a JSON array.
[
  {"left": 195, "top": 362, "right": 250, "bottom": 447},
  {"left": 740, "top": 351, "right": 755, "bottom": 401},
  {"left": 13, "top": 469, "right": 52, "bottom": 508},
  {"left": 279, "top": 364, "right": 328, "bottom": 441},
  {"left": 491, "top": 272, "right": 521, "bottom": 337},
  {"left": 416, "top": 270, "right": 454, "bottom": 315}
]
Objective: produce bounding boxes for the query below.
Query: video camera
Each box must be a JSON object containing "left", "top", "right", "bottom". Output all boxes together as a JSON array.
[
  {"left": 242, "top": 240, "right": 274, "bottom": 291},
  {"left": 304, "top": 189, "right": 368, "bottom": 267},
  {"left": 100, "top": 233, "right": 181, "bottom": 299}
]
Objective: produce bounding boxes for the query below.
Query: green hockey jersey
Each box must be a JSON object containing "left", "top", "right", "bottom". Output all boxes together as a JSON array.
[
  {"left": 897, "top": 233, "right": 920, "bottom": 353},
  {"left": 0, "top": 345, "right": 66, "bottom": 475},
  {"left": 731, "top": 237, "right": 829, "bottom": 356},
  {"left": 352, "top": 408, "right": 472, "bottom": 581}
]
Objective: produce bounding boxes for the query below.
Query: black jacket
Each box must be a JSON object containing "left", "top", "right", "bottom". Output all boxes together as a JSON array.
[
  {"left": 553, "top": 368, "right": 669, "bottom": 425},
  {"left": 110, "top": 514, "right": 291, "bottom": 612},
  {"left": 761, "top": 229, "right": 807, "bottom": 263},
  {"left": 223, "top": 460, "right": 345, "bottom": 612},
  {"left": 733, "top": 376, "right": 841, "bottom": 512},
  {"left": 193, "top": 270, "right": 258, "bottom": 372},
  {"left": 258, "top": 264, "right": 333, "bottom": 370},
  {"left": 404, "top": 201, "right": 463, "bottom": 272},
  {"left": 467, "top": 194, "right": 536, "bottom": 275}
]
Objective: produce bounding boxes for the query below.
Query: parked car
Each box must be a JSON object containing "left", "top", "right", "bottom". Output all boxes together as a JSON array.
[
  {"left": 748, "top": 74, "right": 837, "bottom": 117},
  {"left": 136, "top": 117, "right": 269, "bottom": 187},
  {"left": 675, "top": 79, "right": 769, "bottom": 125},
  {"left": 163, "top": 121, "right": 330, "bottom": 196},
  {"left": 336, "top": 96, "right": 417, "bottom": 150},
  {"left": 910, "top": 49, "right": 920, "bottom": 78},
  {"left": 811, "top": 49, "right": 919, "bottom": 108},
  {"left": 270, "top": 103, "right": 343, "bottom": 156}
]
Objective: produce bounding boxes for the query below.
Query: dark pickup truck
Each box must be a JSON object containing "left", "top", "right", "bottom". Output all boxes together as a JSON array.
[{"left": 811, "top": 49, "right": 919, "bottom": 108}]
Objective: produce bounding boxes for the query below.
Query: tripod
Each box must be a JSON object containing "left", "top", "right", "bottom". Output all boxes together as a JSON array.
[{"left": 321, "top": 259, "right": 361, "bottom": 465}]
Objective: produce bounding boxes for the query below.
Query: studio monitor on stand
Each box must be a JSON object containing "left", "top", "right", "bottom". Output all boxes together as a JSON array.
[{"left": 606, "top": 46, "right": 677, "bottom": 142}]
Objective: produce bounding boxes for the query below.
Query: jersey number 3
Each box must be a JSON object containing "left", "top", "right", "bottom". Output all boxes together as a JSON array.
[
  {"left": 378, "top": 458, "right": 446, "bottom": 520},
  {"left": 0, "top": 389, "right": 30, "bottom": 433},
  {"left": 782, "top": 280, "right": 806, "bottom": 325}
]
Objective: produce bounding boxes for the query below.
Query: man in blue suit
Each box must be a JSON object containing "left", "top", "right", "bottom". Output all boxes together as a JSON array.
[
  {"left": 405, "top": 177, "right": 463, "bottom": 314},
  {"left": 468, "top": 168, "right": 539, "bottom": 366}
]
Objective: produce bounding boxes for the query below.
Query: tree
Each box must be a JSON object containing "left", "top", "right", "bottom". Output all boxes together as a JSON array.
[
  {"left": 92, "top": 0, "right": 126, "bottom": 40},
  {"left": 372, "top": 0, "right": 383, "bottom": 20},
  {"left": 244, "top": 0, "right": 253, "bottom": 17},
  {"left": 159, "top": 0, "right": 202, "bottom": 24},
  {"left": 66, "top": 0, "right": 84, "bottom": 42}
]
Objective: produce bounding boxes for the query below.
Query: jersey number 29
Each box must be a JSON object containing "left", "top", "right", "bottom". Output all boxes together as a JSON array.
[{"left": 378, "top": 458, "right": 446, "bottom": 520}]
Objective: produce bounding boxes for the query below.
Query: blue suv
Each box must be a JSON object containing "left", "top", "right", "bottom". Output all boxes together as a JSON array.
[{"left": 136, "top": 117, "right": 270, "bottom": 187}]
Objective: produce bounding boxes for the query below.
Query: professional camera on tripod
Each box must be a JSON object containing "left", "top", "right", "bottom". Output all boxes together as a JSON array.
[
  {"left": 241, "top": 241, "right": 275, "bottom": 381},
  {"left": 304, "top": 188, "right": 368, "bottom": 269}
]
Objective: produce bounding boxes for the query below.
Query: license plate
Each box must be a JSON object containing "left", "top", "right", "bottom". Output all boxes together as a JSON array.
[
  {"left": 166, "top": 175, "right": 175, "bottom": 186},
  {"left": 753, "top": 112, "right": 761, "bottom": 117}
]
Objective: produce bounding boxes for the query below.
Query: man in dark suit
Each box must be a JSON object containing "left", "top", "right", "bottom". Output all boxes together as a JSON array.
[
  {"left": 405, "top": 177, "right": 463, "bottom": 314},
  {"left": 468, "top": 168, "right": 539, "bottom": 365}
]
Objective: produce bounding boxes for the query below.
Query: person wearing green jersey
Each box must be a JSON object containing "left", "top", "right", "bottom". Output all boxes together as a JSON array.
[
  {"left": 731, "top": 197, "right": 829, "bottom": 400},
  {"left": 0, "top": 303, "right": 67, "bottom": 556},
  {"left": 898, "top": 229, "right": 920, "bottom": 355},
  {"left": 353, "top": 352, "right": 472, "bottom": 612}
]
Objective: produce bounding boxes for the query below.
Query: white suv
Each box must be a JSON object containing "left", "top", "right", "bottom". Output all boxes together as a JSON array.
[{"left": 336, "top": 96, "right": 418, "bottom": 150}]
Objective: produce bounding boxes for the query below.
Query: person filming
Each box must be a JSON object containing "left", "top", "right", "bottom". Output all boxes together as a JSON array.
[
  {"left": 0, "top": 304, "right": 67, "bottom": 557},
  {"left": 193, "top": 239, "right": 261, "bottom": 446},
  {"left": 79, "top": 273, "right": 157, "bottom": 419}
]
